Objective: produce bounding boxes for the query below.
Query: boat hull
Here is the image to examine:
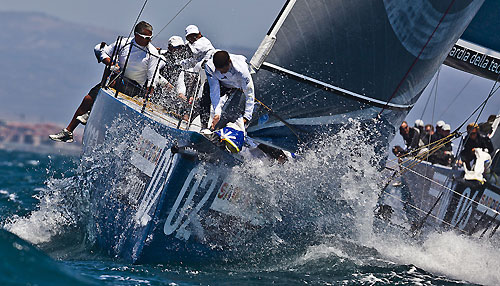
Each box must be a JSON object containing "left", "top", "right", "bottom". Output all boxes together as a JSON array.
[
  {"left": 383, "top": 159, "right": 500, "bottom": 237},
  {"left": 83, "top": 89, "right": 272, "bottom": 263}
]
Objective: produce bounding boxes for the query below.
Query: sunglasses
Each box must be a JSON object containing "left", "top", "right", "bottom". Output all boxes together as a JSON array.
[{"left": 135, "top": 32, "right": 153, "bottom": 40}]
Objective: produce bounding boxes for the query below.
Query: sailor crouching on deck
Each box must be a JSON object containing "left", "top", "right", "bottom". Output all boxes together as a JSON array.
[
  {"left": 203, "top": 50, "right": 255, "bottom": 153},
  {"left": 49, "top": 21, "right": 160, "bottom": 143}
]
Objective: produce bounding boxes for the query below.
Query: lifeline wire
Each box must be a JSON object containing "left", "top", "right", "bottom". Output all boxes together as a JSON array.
[
  {"left": 380, "top": 188, "right": 469, "bottom": 235},
  {"left": 387, "top": 160, "right": 500, "bottom": 218}
]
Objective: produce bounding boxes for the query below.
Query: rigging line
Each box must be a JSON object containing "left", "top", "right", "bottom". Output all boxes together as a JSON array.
[
  {"left": 385, "top": 132, "right": 460, "bottom": 185},
  {"left": 453, "top": 70, "right": 500, "bottom": 153},
  {"left": 470, "top": 71, "right": 500, "bottom": 126},
  {"left": 439, "top": 75, "right": 474, "bottom": 119},
  {"left": 388, "top": 160, "right": 500, "bottom": 218},
  {"left": 419, "top": 71, "right": 439, "bottom": 120},
  {"left": 386, "top": 132, "right": 459, "bottom": 165},
  {"left": 454, "top": 71, "right": 500, "bottom": 132},
  {"left": 396, "top": 135, "right": 456, "bottom": 178},
  {"left": 254, "top": 97, "right": 303, "bottom": 142},
  {"left": 153, "top": 0, "right": 195, "bottom": 40},
  {"left": 127, "top": 0, "right": 149, "bottom": 39},
  {"left": 431, "top": 68, "right": 440, "bottom": 127},
  {"left": 382, "top": 134, "right": 459, "bottom": 190},
  {"left": 377, "top": 0, "right": 457, "bottom": 117}
]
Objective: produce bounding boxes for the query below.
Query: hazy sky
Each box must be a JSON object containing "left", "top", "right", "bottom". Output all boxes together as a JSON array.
[
  {"left": 2, "top": 0, "right": 500, "bottom": 143},
  {"left": 1, "top": 0, "right": 285, "bottom": 50}
]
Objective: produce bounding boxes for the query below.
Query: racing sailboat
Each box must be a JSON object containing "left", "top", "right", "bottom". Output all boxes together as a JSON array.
[
  {"left": 376, "top": 0, "right": 500, "bottom": 238},
  {"left": 81, "top": 0, "right": 485, "bottom": 263}
]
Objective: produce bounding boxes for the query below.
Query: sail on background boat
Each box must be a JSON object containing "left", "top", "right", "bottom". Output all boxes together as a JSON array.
[
  {"left": 444, "top": 0, "right": 500, "bottom": 81},
  {"left": 247, "top": 0, "right": 484, "bottom": 151}
]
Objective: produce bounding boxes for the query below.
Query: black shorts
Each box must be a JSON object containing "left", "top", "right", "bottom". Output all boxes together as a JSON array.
[{"left": 88, "top": 76, "right": 144, "bottom": 99}]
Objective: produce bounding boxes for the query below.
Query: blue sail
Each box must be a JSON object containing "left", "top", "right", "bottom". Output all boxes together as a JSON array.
[{"left": 248, "top": 0, "right": 484, "bottom": 151}]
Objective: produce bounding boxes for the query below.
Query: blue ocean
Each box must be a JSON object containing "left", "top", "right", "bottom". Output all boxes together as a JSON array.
[{"left": 0, "top": 148, "right": 499, "bottom": 286}]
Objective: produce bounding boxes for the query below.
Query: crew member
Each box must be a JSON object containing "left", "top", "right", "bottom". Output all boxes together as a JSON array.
[
  {"left": 49, "top": 21, "right": 160, "bottom": 143},
  {"left": 203, "top": 50, "right": 255, "bottom": 152},
  {"left": 399, "top": 121, "right": 423, "bottom": 153},
  {"left": 155, "top": 36, "right": 192, "bottom": 114},
  {"left": 460, "top": 123, "right": 494, "bottom": 169},
  {"left": 181, "top": 25, "right": 215, "bottom": 71},
  {"left": 415, "top": 119, "right": 425, "bottom": 140}
]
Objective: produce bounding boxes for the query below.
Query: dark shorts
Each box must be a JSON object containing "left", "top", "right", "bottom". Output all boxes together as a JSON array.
[{"left": 88, "top": 76, "right": 144, "bottom": 99}]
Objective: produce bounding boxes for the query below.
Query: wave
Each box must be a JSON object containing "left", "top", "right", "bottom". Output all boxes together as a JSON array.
[
  {"left": 2, "top": 120, "right": 499, "bottom": 285},
  {"left": 0, "top": 229, "right": 95, "bottom": 285}
]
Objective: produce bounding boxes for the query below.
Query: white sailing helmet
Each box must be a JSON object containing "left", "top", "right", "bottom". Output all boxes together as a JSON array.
[
  {"left": 168, "top": 36, "right": 184, "bottom": 47},
  {"left": 185, "top": 25, "right": 200, "bottom": 37},
  {"left": 414, "top": 119, "right": 424, "bottom": 128},
  {"left": 442, "top": 124, "right": 451, "bottom": 131},
  {"left": 436, "top": 120, "right": 445, "bottom": 128}
]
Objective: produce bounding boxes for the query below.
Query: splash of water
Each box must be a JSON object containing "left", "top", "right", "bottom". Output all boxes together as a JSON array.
[
  {"left": 2, "top": 176, "right": 86, "bottom": 245},
  {"left": 372, "top": 231, "right": 500, "bottom": 285}
]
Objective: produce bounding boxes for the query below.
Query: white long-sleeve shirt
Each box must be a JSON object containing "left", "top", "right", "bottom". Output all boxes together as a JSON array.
[
  {"left": 205, "top": 54, "right": 255, "bottom": 121},
  {"left": 101, "top": 37, "right": 160, "bottom": 87},
  {"left": 180, "top": 37, "right": 215, "bottom": 70}
]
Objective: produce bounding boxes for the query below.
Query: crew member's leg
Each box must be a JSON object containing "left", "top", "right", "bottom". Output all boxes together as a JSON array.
[
  {"left": 49, "top": 83, "right": 100, "bottom": 142},
  {"left": 67, "top": 84, "right": 100, "bottom": 131},
  {"left": 199, "top": 81, "right": 211, "bottom": 129},
  {"left": 213, "top": 88, "right": 243, "bottom": 130}
]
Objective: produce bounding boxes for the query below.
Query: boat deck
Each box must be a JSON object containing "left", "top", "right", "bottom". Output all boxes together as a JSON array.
[{"left": 102, "top": 87, "right": 202, "bottom": 133}]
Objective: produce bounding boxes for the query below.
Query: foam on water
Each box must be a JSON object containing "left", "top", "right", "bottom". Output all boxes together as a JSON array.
[
  {"left": 3, "top": 176, "right": 85, "bottom": 245},
  {"left": 234, "top": 119, "right": 500, "bottom": 285},
  {"left": 372, "top": 231, "right": 500, "bottom": 285},
  {"left": 2, "top": 119, "right": 500, "bottom": 285}
]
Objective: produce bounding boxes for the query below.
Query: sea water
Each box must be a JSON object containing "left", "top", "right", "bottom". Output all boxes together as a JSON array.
[{"left": 0, "top": 126, "right": 499, "bottom": 285}]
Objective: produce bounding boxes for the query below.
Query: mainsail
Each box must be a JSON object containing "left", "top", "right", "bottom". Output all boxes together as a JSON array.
[
  {"left": 444, "top": 0, "right": 500, "bottom": 81},
  {"left": 248, "top": 0, "right": 484, "bottom": 151}
]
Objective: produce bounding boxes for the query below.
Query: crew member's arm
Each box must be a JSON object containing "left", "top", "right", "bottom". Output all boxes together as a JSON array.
[
  {"left": 145, "top": 48, "right": 161, "bottom": 94},
  {"left": 240, "top": 73, "right": 255, "bottom": 124},
  {"left": 205, "top": 66, "right": 221, "bottom": 128},
  {"left": 176, "top": 71, "right": 187, "bottom": 101},
  {"left": 101, "top": 41, "right": 120, "bottom": 71}
]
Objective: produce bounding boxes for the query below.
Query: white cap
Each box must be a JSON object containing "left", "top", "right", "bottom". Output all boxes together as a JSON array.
[
  {"left": 185, "top": 25, "right": 200, "bottom": 37},
  {"left": 442, "top": 124, "right": 451, "bottom": 131},
  {"left": 168, "top": 36, "right": 184, "bottom": 47},
  {"left": 414, "top": 119, "right": 424, "bottom": 127},
  {"left": 436, "top": 120, "right": 445, "bottom": 128}
]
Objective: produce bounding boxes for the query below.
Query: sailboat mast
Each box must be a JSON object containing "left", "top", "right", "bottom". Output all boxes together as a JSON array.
[{"left": 250, "top": 0, "right": 296, "bottom": 70}]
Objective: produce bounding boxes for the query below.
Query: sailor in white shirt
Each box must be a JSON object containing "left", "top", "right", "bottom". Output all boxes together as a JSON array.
[
  {"left": 49, "top": 21, "right": 160, "bottom": 143},
  {"left": 181, "top": 25, "right": 215, "bottom": 71},
  {"left": 102, "top": 29, "right": 160, "bottom": 88},
  {"left": 204, "top": 50, "right": 255, "bottom": 132}
]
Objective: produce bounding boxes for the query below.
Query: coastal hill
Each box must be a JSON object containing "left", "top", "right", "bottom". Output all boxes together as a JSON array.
[{"left": 0, "top": 11, "right": 117, "bottom": 124}]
